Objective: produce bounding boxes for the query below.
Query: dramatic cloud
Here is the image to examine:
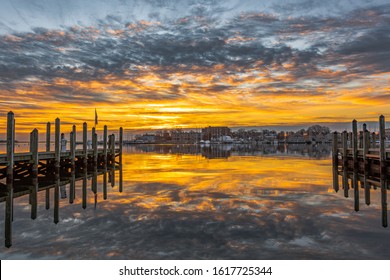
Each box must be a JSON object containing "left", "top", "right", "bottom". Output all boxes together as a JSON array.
[{"left": 0, "top": 0, "right": 389, "bottom": 134}]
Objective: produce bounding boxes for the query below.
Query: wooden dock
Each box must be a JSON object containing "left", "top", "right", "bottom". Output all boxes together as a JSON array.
[
  {"left": 0, "top": 111, "right": 124, "bottom": 248},
  {"left": 332, "top": 115, "right": 388, "bottom": 227}
]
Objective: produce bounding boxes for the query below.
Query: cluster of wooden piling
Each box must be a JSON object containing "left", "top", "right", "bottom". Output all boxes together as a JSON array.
[
  {"left": 332, "top": 115, "right": 388, "bottom": 227},
  {"left": 0, "top": 111, "right": 123, "bottom": 247}
]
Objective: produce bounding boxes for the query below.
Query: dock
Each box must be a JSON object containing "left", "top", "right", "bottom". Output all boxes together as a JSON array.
[
  {"left": 332, "top": 115, "right": 388, "bottom": 227},
  {"left": 0, "top": 111, "right": 123, "bottom": 248}
]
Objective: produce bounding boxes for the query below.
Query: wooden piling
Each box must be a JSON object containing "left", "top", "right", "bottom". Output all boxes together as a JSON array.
[
  {"left": 54, "top": 118, "right": 60, "bottom": 169},
  {"left": 103, "top": 125, "right": 108, "bottom": 163},
  {"left": 83, "top": 122, "right": 87, "bottom": 165},
  {"left": 363, "top": 124, "right": 370, "bottom": 205},
  {"left": 348, "top": 132, "right": 352, "bottom": 148},
  {"left": 119, "top": 157, "right": 123, "bottom": 193},
  {"left": 371, "top": 132, "right": 376, "bottom": 148},
  {"left": 103, "top": 166, "right": 108, "bottom": 200},
  {"left": 110, "top": 134, "right": 115, "bottom": 187},
  {"left": 359, "top": 131, "right": 363, "bottom": 149},
  {"left": 352, "top": 120, "right": 359, "bottom": 211},
  {"left": 70, "top": 125, "right": 76, "bottom": 168},
  {"left": 7, "top": 111, "right": 15, "bottom": 184},
  {"left": 332, "top": 132, "right": 339, "bottom": 192},
  {"left": 30, "top": 129, "right": 39, "bottom": 174},
  {"left": 82, "top": 168, "right": 87, "bottom": 209},
  {"left": 54, "top": 170, "right": 60, "bottom": 224},
  {"left": 70, "top": 125, "right": 76, "bottom": 204},
  {"left": 30, "top": 129, "right": 38, "bottom": 220},
  {"left": 379, "top": 115, "right": 387, "bottom": 227},
  {"left": 45, "top": 189, "right": 50, "bottom": 210},
  {"left": 119, "top": 129, "right": 123, "bottom": 193},
  {"left": 5, "top": 112, "right": 15, "bottom": 248},
  {"left": 92, "top": 127, "right": 97, "bottom": 166},
  {"left": 92, "top": 169, "right": 97, "bottom": 209},
  {"left": 5, "top": 186, "right": 13, "bottom": 248},
  {"left": 69, "top": 169, "right": 75, "bottom": 204},
  {"left": 342, "top": 131, "right": 349, "bottom": 197},
  {"left": 111, "top": 134, "right": 116, "bottom": 158},
  {"left": 46, "top": 122, "right": 51, "bottom": 152},
  {"left": 119, "top": 127, "right": 123, "bottom": 158}
]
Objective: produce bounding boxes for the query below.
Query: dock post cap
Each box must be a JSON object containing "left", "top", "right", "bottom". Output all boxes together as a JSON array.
[{"left": 7, "top": 111, "right": 14, "bottom": 115}]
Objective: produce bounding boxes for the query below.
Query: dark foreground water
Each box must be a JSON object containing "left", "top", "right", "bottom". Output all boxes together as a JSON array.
[{"left": 1, "top": 144, "right": 390, "bottom": 259}]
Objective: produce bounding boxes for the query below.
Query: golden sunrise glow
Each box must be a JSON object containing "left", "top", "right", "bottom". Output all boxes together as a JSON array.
[
  {"left": 102, "top": 151, "right": 334, "bottom": 213},
  {"left": 1, "top": 68, "right": 389, "bottom": 135}
]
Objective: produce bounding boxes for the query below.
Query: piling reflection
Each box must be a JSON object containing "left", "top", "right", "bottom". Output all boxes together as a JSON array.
[
  {"left": 0, "top": 162, "right": 120, "bottom": 247},
  {"left": 1, "top": 144, "right": 390, "bottom": 259},
  {"left": 332, "top": 148, "right": 390, "bottom": 228},
  {"left": 132, "top": 143, "right": 332, "bottom": 159}
]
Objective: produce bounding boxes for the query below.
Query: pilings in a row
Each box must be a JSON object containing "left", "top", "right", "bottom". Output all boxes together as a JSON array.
[
  {"left": 2, "top": 111, "right": 124, "bottom": 247},
  {"left": 332, "top": 115, "right": 388, "bottom": 227}
]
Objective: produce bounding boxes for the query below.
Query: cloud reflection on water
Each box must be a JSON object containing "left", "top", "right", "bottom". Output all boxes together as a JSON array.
[{"left": 0, "top": 147, "right": 390, "bottom": 259}]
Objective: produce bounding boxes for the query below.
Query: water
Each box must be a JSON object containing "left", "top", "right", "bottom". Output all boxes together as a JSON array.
[{"left": 0, "top": 144, "right": 390, "bottom": 259}]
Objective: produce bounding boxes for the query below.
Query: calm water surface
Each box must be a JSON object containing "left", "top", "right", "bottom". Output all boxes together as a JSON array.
[{"left": 1, "top": 144, "right": 390, "bottom": 259}]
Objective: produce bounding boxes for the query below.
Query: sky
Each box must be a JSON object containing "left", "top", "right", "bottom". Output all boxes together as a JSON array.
[{"left": 0, "top": 0, "right": 390, "bottom": 134}]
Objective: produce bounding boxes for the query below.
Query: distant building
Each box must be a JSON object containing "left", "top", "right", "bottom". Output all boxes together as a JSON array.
[
  {"left": 135, "top": 133, "right": 156, "bottom": 143},
  {"left": 385, "top": 128, "right": 390, "bottom": 140},
  {"left": 202, "top": 126, "right": 231, "bottom": 141},
  {"left": 171, "top": 130, "right": 201, "bottom": 144},
  {"left": 286, "top": 133, "right": 306, "bottom": 143}
]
